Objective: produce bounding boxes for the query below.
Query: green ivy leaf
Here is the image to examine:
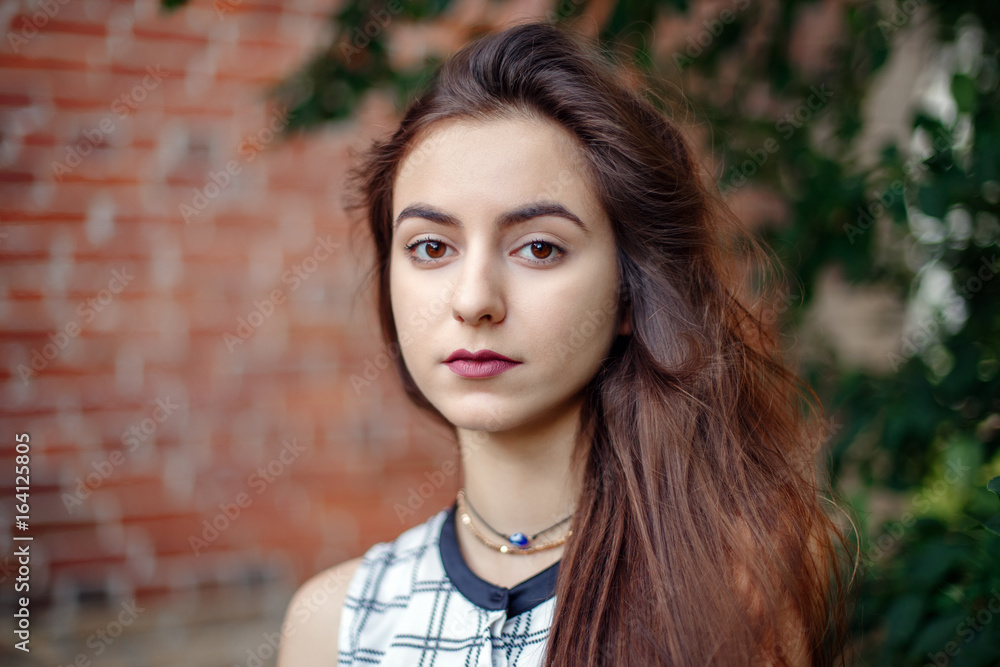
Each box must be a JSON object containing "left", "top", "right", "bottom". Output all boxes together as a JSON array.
[
  {"left": 985, "top": 514, "right": 1000, "bottom": 537},
  {"left": 905, "top": 542, "right": 966, "bottom": 590},
  {"left": 909, "top": 612, "right": 968, "bottom": 656},
  {"left": 988, "top": 476, "right": 1000, "bottom": 500}
]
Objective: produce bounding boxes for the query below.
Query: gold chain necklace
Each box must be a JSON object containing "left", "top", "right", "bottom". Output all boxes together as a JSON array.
[{"left": 456, "top": 488, "right": 573, "bottom": 555}]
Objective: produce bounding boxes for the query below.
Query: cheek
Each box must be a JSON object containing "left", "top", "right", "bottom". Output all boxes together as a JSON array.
[
  {"left": 517, "top": 274, "right": 618, "bottom": 355},
  {"left": 389, "top": 262, "right": 417, "bottom": 338},
  {"left": 388, "top": 264, "right": 404, "bottom": 323},
  {"left": 390, "top": 267, "right": 449, "bottom": 359}
]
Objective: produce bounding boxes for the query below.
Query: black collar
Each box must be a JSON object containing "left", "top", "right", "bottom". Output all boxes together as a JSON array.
[{"left": 439, "top": 499, "right": 560, "bottom": 618}]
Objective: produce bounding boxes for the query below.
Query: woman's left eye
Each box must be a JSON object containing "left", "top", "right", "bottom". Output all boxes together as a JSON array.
[{"left": 515, "top": 239, "right": 566, "bottom": 264}]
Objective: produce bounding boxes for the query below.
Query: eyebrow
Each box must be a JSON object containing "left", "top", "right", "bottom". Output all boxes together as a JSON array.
[{"left": 393, "top": 201, "right": 590, "bottom": 236}]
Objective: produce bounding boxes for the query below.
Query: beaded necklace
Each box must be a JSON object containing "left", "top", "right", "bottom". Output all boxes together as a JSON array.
[{"left": 455, "top": 488, "right": 573, "bottom": 554}]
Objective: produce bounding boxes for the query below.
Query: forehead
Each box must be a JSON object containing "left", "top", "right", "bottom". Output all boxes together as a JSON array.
[{"left": 392, "top": 114, "right": 599, "bottom": 217}]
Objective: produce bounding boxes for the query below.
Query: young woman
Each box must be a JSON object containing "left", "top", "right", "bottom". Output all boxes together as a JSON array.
[{"left": 278, "top": 19, "right": 854, "bottom": 667}]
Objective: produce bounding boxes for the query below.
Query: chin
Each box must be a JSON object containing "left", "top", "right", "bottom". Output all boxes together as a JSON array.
[
  {"left": 436, "top": 388, "right": 539, "bottom": 427},
  {"left": 436, "top": 398, "right": 522, "bottom": 433},
  {"left": 442, "top": 390, "right": 576, "bottom": 436}
]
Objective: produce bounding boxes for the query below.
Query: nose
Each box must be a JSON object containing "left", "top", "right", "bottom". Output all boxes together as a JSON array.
[{"left": 450, "top": 245, "right": 506, "bottom": 325}]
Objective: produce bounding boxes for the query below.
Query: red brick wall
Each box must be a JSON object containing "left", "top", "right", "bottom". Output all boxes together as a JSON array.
[{"left": 0, "top": 0, "right": 463, "bottom": 620}]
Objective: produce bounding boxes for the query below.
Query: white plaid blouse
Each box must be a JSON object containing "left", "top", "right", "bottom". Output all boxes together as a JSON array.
[{"left": 337, "top": 500, "right": 559, "bottom": 666}]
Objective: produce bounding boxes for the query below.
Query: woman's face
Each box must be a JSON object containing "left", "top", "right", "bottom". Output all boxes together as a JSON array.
[{"left": 390, "top": 114, "right": 630, "bottom": 433}]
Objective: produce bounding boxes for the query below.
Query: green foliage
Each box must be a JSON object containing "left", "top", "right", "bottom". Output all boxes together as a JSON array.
[
  {"left": 163, "top": 0, "right": 1000, "bottom": 662},
  {"left": 858, "top": 485, "right": 1000, "bottom": 666},
  {"left": 266, "top": 0, "right": 455, "bottom": 133}
]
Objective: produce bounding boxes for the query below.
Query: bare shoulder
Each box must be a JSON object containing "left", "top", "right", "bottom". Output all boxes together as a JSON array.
[{"left": 277, "top": 556, "right": 365, "bottom": 667}]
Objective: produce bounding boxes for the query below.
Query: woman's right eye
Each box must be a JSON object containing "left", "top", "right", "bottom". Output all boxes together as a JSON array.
[{"left": 402, "top": 236, "right": 453, "bottom": 264}]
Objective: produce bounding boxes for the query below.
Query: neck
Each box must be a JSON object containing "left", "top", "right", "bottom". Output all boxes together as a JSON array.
[{"left": 454, "top": 395, "right": 587, "bottom": 548}]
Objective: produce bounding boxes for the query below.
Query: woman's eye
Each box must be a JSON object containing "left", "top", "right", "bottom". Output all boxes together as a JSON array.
[
  {"left": 404, "top": 237, "right": 453, "bottom": 263},
  {"left": 515, "top": 240, "right": 565, "bottom": 264},
  {"left": 402, "top": 237, "right": 566, "bottom": 265},
  {"left": 419, "top": 239, "right": 450, "bottom": 260}
]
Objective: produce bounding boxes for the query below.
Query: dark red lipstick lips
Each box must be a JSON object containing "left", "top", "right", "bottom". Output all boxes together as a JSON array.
[{"left": 444, "top": 348, "right": 521, "bottom": 378}]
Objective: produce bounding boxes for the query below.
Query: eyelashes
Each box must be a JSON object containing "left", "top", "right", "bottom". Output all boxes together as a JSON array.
[{"left": 401, "top": 235, "right": 567, "bottom": 265}]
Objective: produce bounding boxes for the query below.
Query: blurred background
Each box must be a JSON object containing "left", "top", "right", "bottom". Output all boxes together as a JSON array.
[{"left": 0, "top": 0, "right": 997, "bottom": 665}]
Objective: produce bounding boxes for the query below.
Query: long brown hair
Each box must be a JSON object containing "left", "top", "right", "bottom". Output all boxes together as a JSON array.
[{"left": 343, "top": 19, "right": 855, "bottom": 666}]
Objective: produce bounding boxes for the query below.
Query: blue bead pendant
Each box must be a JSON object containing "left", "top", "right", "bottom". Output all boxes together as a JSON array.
[{"left": 508, "top": 532, "right": 530, "bottom": 548}]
